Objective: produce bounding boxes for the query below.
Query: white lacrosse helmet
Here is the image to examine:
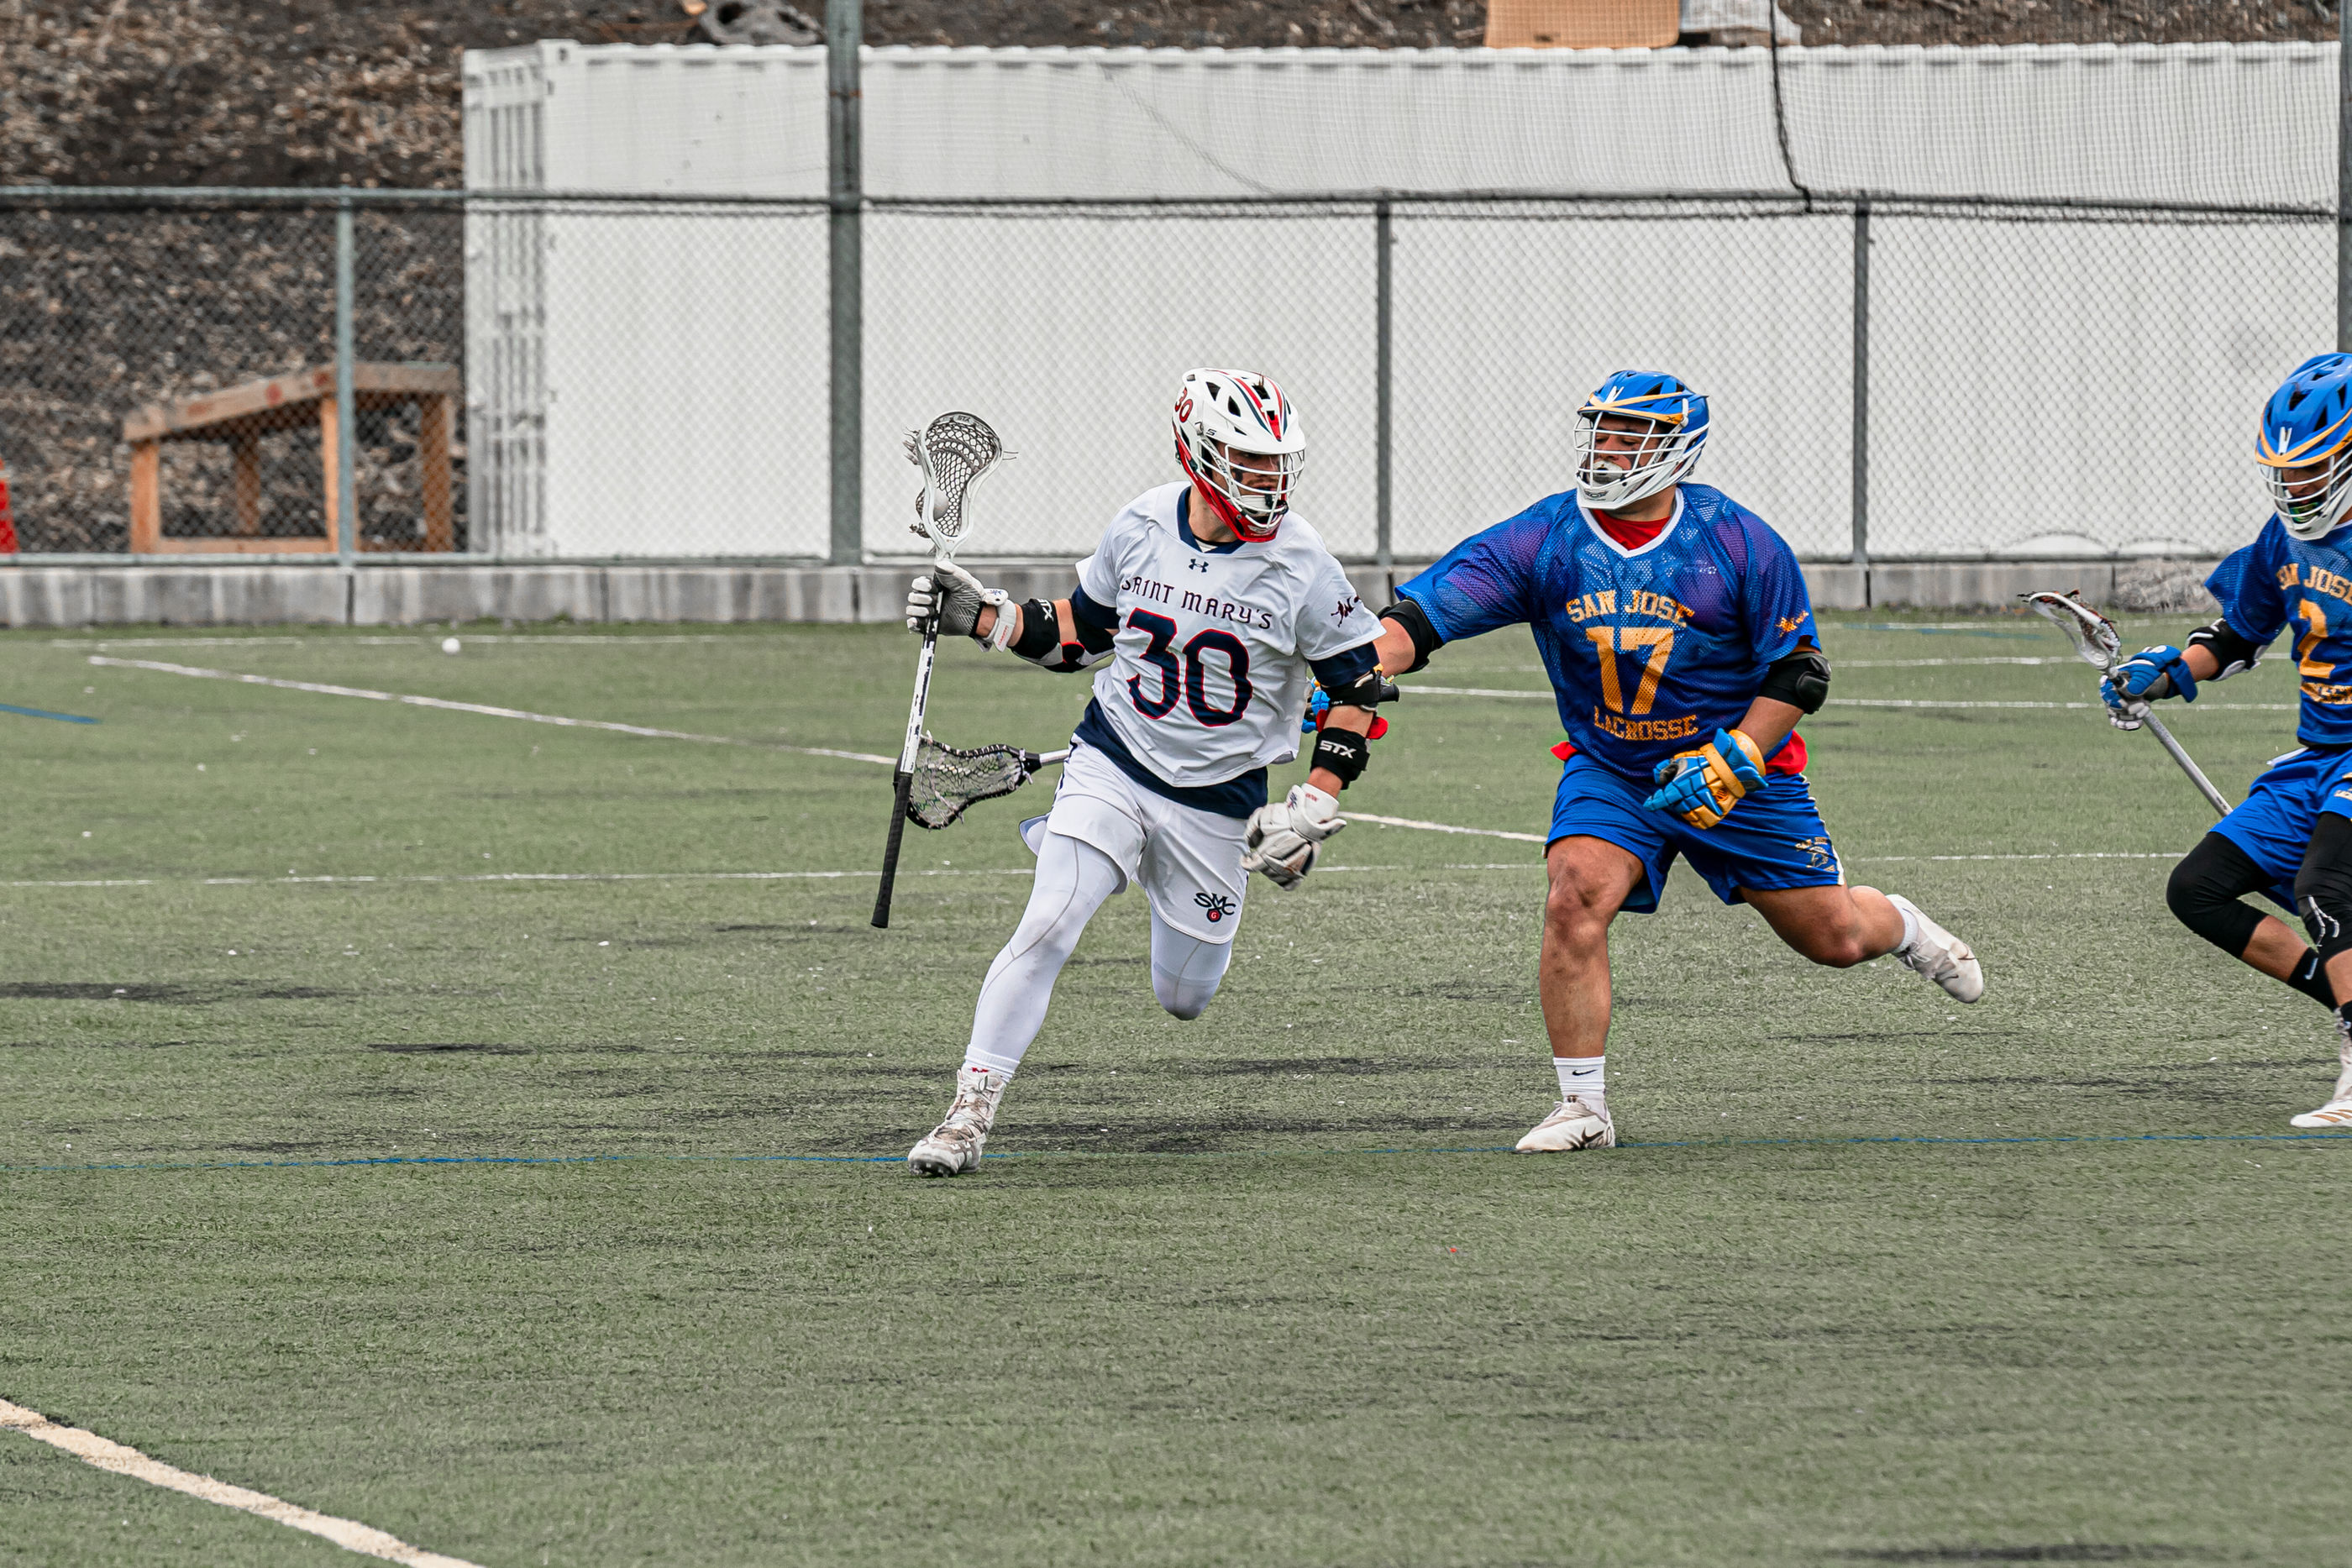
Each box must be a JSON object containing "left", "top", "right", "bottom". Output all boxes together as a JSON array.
[
  {"left": 1173, "top": 368, "right": 1304, "bottom": 543},
  {"left": 1572, "top": 370, "right": 1709, "bottom": 511}
]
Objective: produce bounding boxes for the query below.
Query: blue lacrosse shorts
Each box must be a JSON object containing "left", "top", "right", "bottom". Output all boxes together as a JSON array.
[
  {"left": 2209, "top": 745, "right": 2352, "bottom": 909},
  {"left": 1547, "top": 749, "right": 1845, "bottom": 914}
]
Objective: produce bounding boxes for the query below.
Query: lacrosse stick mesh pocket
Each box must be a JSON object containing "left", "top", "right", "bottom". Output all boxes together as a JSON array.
[
  {"left": 906, "top": 412, "right": 1003, "bottom": 552},
  {"left": 906, "top": 735, "right": 1040, "bottom": 829}
]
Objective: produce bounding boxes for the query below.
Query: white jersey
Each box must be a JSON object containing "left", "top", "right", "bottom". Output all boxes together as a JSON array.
[{"left": 1074, "top": 481, "right": 1383, "bottom": 790}]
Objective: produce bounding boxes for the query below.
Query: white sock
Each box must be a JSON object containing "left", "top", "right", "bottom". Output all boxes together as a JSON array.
[
  {"left": 1554, "top": 1055, "right": 1604, "bottom": 1105},
  {"left": 1894, "top": 899, "right": 1922, "bottom": 955}
]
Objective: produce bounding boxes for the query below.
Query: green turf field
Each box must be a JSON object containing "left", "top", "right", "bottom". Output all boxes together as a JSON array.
[{"left": 2, "top": 611, "right": 2346, "bottom": 1566}]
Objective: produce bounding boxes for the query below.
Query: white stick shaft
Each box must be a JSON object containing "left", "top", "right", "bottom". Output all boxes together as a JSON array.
[
  {"left": 2141, "top": 712, "right": 2233, "bottom": 815},
  {"left": 896, "top": 631, "right": 937, "bottom": 774}
]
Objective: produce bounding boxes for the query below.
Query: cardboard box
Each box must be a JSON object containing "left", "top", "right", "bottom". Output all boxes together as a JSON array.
[{"left": 1483, "top": 0, "right": 1679, "bottom": 48}]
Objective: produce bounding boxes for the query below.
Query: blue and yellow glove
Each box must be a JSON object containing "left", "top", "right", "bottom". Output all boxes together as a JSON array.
[
  {"left": 1642, "top": 727, "right": 1767, "bottom": 830},
  {"left": 2099, "top": 645, "right": 2197, "bottom": 732}
]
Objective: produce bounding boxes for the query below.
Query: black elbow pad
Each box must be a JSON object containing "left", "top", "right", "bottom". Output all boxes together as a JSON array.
[
  {"left": 1759, "top": 646, "right": 1831, "bottom": 713},
  {"left": 1378, "top": 598, "right": 1443, "bottom": 675},
  {"left": 2186, "top": 617, "right": 2263, "bottom": 680}
]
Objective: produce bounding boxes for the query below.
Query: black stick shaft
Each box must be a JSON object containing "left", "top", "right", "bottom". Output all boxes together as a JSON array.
[{"left": 871, "top": 770, "right": 914, "bottom": 928}]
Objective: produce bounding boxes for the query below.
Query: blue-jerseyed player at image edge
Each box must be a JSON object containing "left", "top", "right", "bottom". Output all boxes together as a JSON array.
[
  {"left": 2108, "top": 353, "right": 2352, "bottom": 1129},
  {"left": 1364, "top": 370, "right": 1985, "bottom": 1152}
]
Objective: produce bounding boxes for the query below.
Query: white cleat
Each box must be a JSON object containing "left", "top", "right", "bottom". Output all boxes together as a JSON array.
[
  {"left": 1887, "top": 894, "right": 1984, "bottom": 1004},
  {"left": 907, "top": 1065, "right": 1008, "bottom": 1177},
  {"left": 1515, "top": 1095, "right": 1615, "bottom": 1152},
  {"left": 2290, "top": 1020, "right": 2352, "bottom": 1130}
]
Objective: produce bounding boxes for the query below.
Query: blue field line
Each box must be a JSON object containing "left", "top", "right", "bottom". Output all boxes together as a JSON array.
[
  {"left": 4, "top": 1129, "right": 2349, "bottom": 1177},
  {"left": 0, "top": 701, "right": 97, "bottom": 724}
]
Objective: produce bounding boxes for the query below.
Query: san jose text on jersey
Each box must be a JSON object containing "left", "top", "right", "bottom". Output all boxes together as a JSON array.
[
  {"left": 1397, "top": 485, "right": 1819, "bottom": 779},
  {"left": 2209, "top": 517, "right": 2352, "bottom": 749},
  {"left": 1074, "top": 481, "right": 1383, "bottom": 794}
]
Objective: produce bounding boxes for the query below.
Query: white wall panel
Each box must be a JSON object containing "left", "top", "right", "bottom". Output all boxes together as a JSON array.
[
  {"left": 859, "top": 211, "right": 1376, "bottom": 559},
  {"left": 459, "top": 40, "right": 2336, "bottom": 559}
]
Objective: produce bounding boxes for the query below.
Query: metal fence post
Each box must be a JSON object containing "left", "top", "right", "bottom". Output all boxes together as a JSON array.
[
  {"left": 827, "top": 0, "right": 864, "bottom": 566},
  {"left": 333, "top": 197, "right": 357, "bottom": 572},
  {"left": 1850, "top": 200, "right": 1871, "bottom": 570},
  {"left": 2340, "top": 0, "right": 2350, "bottom": 352},
  {"left": 1374, "top": 200, "right": 1394, "bottom": 595}
]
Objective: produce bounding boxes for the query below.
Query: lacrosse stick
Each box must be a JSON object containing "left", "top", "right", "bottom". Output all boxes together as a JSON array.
[
  {"left": 2021, "top": 590, "right": 2232, "bottom": 816},
  {"left": 904, "top": 737, "right": 1070, "bottom": 831},
  {"left": 873, "top": 412, "right": 1005, "bottom": 930}
]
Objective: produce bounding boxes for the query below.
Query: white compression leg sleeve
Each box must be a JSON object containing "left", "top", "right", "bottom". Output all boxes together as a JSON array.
[
  {"left": 1149, "top": 909, "right": 1234, "bottom": 1021},
  {"left": 963, "top": 832, "right": 1125, "bottom": 1076}
]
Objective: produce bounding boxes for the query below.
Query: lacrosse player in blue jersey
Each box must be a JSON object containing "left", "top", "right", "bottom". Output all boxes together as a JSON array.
[
  {"left": 1366, "top": 370, "right": 1983, "bottom": 1152},
  {"left": 2113, "top": 354, "right": 2352, "bottom": 1129}
]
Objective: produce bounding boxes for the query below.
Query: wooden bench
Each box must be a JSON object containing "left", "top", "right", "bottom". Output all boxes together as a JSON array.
[{"left": 123, "top": 362, "right": 459, "bottom": 554}]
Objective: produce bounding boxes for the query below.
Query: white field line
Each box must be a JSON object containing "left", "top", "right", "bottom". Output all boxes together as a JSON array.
[
  {"left": 70, "top": 653, "right": 2207, "bottom": 861},
  {"left": 62, "top": 635, "right": 744, "bottom": 649},
  {"left": 1348, "top": 812, "right": 1548, "bottom": 843},
  {"left": 0, "top": 852, "right": 2188, "bottom": 892},
  {"left": 87, "top": 655, "right": 895, "bottom": 765},
  {"left": 1399, "top": 684, "right": 2294, "bottom": 712},
  {"left": 0, "top": 1397, "right": 482, "bottom": 1568}
]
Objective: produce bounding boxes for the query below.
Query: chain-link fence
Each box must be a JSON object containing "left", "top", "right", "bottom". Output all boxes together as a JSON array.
[{"left": 0, "top": 188, "right": 2329, "bottom": 563}]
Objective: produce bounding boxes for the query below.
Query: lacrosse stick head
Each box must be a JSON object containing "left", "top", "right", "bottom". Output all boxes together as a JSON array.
[
  {"left": 906, "top": 412, "right": 1004, "bottom": 563},
  {"left": 2021, "top": 590, "right": 2123, "bottom": 672},
  {"left": 905, "top": 734, "right": 1042, "bottom": 830}
]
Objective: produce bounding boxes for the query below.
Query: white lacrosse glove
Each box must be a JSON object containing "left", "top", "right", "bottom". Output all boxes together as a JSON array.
[
  {"left": 1241, "top": 784, "right": 1345, "bottom": 890},
  {"left": 905, "top": 559, "right": 1011, "bottom": 647}
]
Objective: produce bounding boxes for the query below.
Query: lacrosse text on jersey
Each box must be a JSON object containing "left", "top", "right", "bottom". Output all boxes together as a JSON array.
[
  {"left": 1399, "top": 485, "right": 1819, "bottom": 781},
  {"left": 1073, "top": 482, "right": 1383, "bottom": 806},
  {"left": 2214, "top": 522, "right": 2352, "bottom": 738}
]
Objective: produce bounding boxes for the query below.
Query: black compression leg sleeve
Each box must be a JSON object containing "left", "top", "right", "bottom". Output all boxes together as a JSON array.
[
  {"left": 2295, "top": 812, "right": 2352, "bottom": 971},
  {"left": 2169, "top": 833, "right": 2335, "bottom": 1008}
]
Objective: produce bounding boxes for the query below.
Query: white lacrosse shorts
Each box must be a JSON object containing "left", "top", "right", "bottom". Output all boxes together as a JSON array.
[{"left": 1019, "top": 741, "right": 1251, "bottom": 944}]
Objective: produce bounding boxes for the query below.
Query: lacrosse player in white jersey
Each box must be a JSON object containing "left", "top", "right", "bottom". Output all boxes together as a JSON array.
[{"left": 899, "top": 369, "right": 1389, "bottom": 1176}]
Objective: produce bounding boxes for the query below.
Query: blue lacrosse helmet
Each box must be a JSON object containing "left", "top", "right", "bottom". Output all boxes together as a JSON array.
[
  {"left": 2258, "top": 353, "right": 2352, "bottom": 540},
  {"left": 1572, "top": 370, "right": 1709, "bottom": 511}
]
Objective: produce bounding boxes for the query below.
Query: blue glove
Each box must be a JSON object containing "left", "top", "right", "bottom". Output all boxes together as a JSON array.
[
  {"left": 1642, "top": 728, "right": 1767, "bottom": 830},
  {"left": 1301, "top": 683, "right": 1331, "bottom": 733},
  {"left": 2101, "top": 645, "right": 2197, "bottom": 732}
]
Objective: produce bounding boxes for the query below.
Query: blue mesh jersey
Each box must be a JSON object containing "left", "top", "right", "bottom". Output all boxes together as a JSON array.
[
  {"left": 2208, "top": 515, "right": 2352, "bottom": 750},
  {"left": 1398, "top": 484, "right": 1819, "bottom": 781}
]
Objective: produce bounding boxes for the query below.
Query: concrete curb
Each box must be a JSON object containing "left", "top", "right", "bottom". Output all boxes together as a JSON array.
[{"left": 0, "top": 559, "right": 2218, "bottom": 627}]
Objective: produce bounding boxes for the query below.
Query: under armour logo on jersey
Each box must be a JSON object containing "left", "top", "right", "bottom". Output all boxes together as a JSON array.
[
  {"left": 1194, "top": 890, "right": 1236, "bottom": 923},
  {"left": 1187, "top": 557, "right": 1210, "bottom": 574},
  {"left": 1332, "top": 595, "right": 1361, "bottom": 623},
  {"left": 1777, "top": 615, "right": 1806, "bottom": 635}
]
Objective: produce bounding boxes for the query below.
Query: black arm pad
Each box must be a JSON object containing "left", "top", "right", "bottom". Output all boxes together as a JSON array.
[
  {"left": 1378, "top": 598, "right": 1443, "bottom": 675},
  {"left": 1007, "top": 598, "right": 1062, "bottom": 661},
  {"left": 1310, "top": 726, "right": 1372, "bottom": 787},
  {"left": 1758, "top": 645, "right": 1832, "bottom": 713},
  {"left": 1326, "top": 669, "right": 1398, "bottom": 711},
  {"left": 1073, "top": 614, "right": 1116, "bottom": 655},
  {"left": 2187, "top": 617, "right": 2264, "bottom": 680}
]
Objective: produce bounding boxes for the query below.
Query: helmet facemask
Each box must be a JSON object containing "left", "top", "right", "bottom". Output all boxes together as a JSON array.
[
  {"left": 1172, "top": 369, "right": 1305, "bottom": 543},
  {"left": 2263, "top": 439, "right": 2352, "bottom": 543},
  {"left": 1180, "top": 433, "right": 1299, "bottom": 542},
  {"left": 1573, "top": 406, "right": 1702, "bottom": 512}
]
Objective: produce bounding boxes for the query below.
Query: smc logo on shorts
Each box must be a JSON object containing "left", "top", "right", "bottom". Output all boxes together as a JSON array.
[{"left": 1194, "top": 891, "right": 1237, "bottom": 923}]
